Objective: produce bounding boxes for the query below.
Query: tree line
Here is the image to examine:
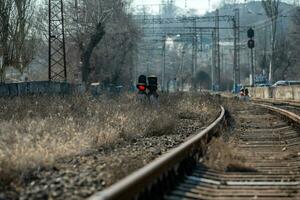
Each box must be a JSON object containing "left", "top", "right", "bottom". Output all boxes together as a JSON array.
[
  {"left": 0, "top": 0, "right": 37, "bottom": 82},
  {"left": 0, "top": 0, "right": 139, "bottom": 86},
  {"left": 0, "top": 0, "right": 299, "bottom": 87}
]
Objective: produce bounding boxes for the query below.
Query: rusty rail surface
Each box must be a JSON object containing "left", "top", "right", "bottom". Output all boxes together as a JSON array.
[
  {"left": 257, "top": 103, "right": 300, "bottom": 124},
  {"left": 161, "top": 104, "right": 300, "bottom": 200},
  {"left": 89, "top": 103, "right": 300, "bottom": 200},
  {"left": 89, "top": 106, "right": 225, "bottom": 200},
  {"left": 253, "top": 98, "right": 300, "bottom": 108}
]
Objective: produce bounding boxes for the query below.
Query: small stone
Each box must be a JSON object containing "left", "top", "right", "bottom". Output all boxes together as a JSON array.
[
  {"left": 101, "top": 181, "right": 106, "bottom": 187},
  {"left": 35, "top": 192, "right": 48, "bottom": 199},
  {"left": 51, "top": 190, "right": 62, "bottom": 198},
  {"left": 54, "top": 177, "right": 62, "bottom": 183},
  {"left": 282, "top": 147, "right": 287, "bottom": 151},
  {"left": 0, "top": 194, "right": 8, "bottom": 200},
  {"left": 150, "top": 148, "right": 161, "bottom": 155}
]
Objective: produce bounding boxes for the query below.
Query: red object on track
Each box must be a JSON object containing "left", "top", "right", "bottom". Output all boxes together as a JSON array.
[{"left": 138, "top": 85, "right": 146, "bottom": 91}]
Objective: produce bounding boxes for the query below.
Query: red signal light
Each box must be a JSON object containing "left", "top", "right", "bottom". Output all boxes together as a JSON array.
[{"left": 138, "top": 85, "right": 146, "bottom": 91}]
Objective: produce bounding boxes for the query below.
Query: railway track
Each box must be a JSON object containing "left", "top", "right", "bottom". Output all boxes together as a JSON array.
[
  {"left": 268, "top": 103, "right": 300, "bottom": 116},
  {"left": 253, "top": 99, "right": 300, "bottom": 116},
  {"left": 90, "top": 103, "right": 300, "bottom": 200}
]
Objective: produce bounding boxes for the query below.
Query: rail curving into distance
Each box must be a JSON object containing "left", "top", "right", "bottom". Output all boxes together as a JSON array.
[
  {"left": 90, "top": 103, "right": 300, "bottom": 200},
  {"left": 256, "top": 103, "right": 300, "bottom": 124},
  {"left": 89, "top": 106, "right": 226, "bottom": 200}
]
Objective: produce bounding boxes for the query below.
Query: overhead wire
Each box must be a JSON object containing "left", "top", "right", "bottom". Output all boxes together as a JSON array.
[{"left": 248, "top": 3, "right": 299, "bottom": 30}]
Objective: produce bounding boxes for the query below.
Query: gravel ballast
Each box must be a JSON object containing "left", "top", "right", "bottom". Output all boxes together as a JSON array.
[{"left": 0, "top": 93, "right": 220, "bottom": 200}]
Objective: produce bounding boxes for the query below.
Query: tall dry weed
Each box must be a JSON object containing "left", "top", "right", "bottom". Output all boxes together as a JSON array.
[{"left": 0, "top": 92, "right": 218, "bottom": 185}]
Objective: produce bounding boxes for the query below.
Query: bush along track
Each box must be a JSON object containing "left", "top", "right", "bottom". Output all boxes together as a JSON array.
[{"left": 0, "top": 92, "right": 220, "bottom": 200}]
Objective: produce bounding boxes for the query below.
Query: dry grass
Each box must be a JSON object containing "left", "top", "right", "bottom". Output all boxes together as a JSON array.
[
  {"left": 0, "top": 92, "right": 218, "bottom": 185},
  {"left": 203, "top": 138, "right": 249, "bottom": 171},
  {"left": 145, "top": 112, "right": 176, "bottom": 136}
]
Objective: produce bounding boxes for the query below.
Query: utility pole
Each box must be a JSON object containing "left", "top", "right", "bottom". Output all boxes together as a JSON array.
[
  {"left": 191, "top": 19, "right": 198, "bottom": 90},
  {"left": 211, "top": 9, "right": 220, "bottom": 91},
  {"left": 192, "top": 19, "right": 198, "bottom": 78},
  {"left": 192, "top": 36, "right": 195, "bottom": 76},
  {"left": 180, "top": 43, "right": 187, "bottom": 91},
  {"left": 221, "top": 48, "right": 224, "bottom": 74},
  {"left": 233, "top": 13, "right": 237, "bottom": 92},
  {"left": 161, "top": 35, "right": 166, "bottom": 91},
  {"left": 191, "top": 34, "right": 198, "bottom": 90},
  {"left": 0, "top": 48, "right": 3, "bottom": 83},
  {"left": 200, "top": 32, "right": 203, "bottom": 52},
  {"left": 237, "top": 9, "right": 240, "bottom": 85},
  {"left": 215, "top": 9, "right": 220, "bottom": 91},
  {"left": 146, "top": 53, "right": 150, "bottom": 76},
  {"left": 48, "top": 0, "right": 67, "bottom": 82},
  {"left": 233, "top": 8, "right": 240, "bottom": 92},
  {"left": 247, "top": 28, "right": 255, "bottom": 86},
  {"left": 195, "top": 35, "right": 198, "bottom": 74},
  {"left": 250, "top": 47, "right": 254, "bottom": 86},
  {"left": 211, "top": 31, "right": 216, "bottom": 91}
]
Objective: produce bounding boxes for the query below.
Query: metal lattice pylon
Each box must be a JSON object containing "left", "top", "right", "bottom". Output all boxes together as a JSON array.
[{"left": 48, "top": 0, "right": 67, "bottom": 81}]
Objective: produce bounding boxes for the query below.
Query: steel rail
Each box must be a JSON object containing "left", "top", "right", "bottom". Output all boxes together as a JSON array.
[
  {"left": 164, "top": 103, "right": 300, "bottom": 200},
  {"left": 253, "top": 98, "right": 300, "bottom": 108},
  {"left": 89, "top": 106, "right": 225, "bottom": 200},
  {"left": 257, "top": 103, "right": 300, "bottom": 124}
]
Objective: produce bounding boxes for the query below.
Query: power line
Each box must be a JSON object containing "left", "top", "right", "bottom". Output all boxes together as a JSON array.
[{"left": 248, "top": 4, "right": 299, "bottom": 30}]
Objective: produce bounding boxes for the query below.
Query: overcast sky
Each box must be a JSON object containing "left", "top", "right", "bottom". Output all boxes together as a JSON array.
[
  {"left": 132, "top": 0, "right": 222, "bottom": 14},
  {"left": 132, "top": 0, "right": 297, "bottom": 15}
]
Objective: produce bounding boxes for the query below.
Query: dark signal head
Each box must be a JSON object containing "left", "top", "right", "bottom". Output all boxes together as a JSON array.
[
  {"left": 147, "top": 75, "right": 158, "bottom": 92},
  {"left": 148, "top": 75, "right": 158, "bottom": 87},
  {"left": 137, "top": 75, "right": 147, "bottom": 92},
  {"left": 138, "top": 75, "right": 147, "bottom": 84},
  {"left": 247, "top": 28, "right": 254, "bottom": 38},
  {"left": 248, "top": 39, "right": 255, "bottom": 49}
]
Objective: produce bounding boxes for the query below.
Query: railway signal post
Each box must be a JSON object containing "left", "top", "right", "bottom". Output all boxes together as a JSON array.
[
  {"left": 136, "top": 75, "right": 148, "bottom": 102},
  {"left": 248, "top": 28, "right": 255, "bottom": 87},
  {"left": 147, "top": 75, "right": 159, "bottom": 105}
]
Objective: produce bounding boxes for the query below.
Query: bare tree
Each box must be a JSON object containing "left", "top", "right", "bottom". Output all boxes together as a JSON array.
[
  {"left": 262, "top": 0, "right": 280, "bottom": 83},
  {"left": 0, "top": 0, "right": 13, "bottom": 81},
  {"left": 14, "top": 0, "right": 36, "bottom": 73},
  {"left": 64, "top": 0, "right": 139, "bottom": 84},
  {"left": 0, "top": 0, "right": 36, "bottom": 81},
  {"left": 272, "top": 35, "right": 295, "bottom": 80},
  {"left": 285, "top": 8, "right": 300, "bottom": 80}
]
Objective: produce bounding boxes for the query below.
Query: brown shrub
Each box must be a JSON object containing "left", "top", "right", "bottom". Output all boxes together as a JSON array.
[
  {"left": 203, "top": 137, "right": 253, "bottom": 172},
  {"left": 145, "top": 113, "right": 176, "bottom": 136}
]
